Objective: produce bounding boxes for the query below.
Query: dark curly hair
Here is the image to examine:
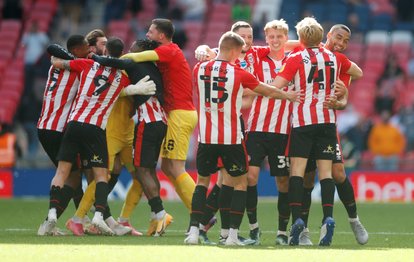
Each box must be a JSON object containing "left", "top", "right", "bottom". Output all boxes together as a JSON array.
[{"left": 131, "top": 39, "right": 161, "bottom": 52}]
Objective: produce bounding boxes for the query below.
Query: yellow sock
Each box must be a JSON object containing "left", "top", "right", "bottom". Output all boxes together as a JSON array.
[
  {"left": 168, "top": 172, "right": 195, "bottom": 211},
  {"left": 74, "top": 180, "right": 96, "bottom": 219},
  {"left": 119, "top": 179, "right": 143, "bottom": 220}
]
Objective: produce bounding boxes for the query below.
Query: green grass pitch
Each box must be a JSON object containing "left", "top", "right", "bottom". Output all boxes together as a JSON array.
[{"left": 0, "top": 199, "right": 413, "bottom": 261}]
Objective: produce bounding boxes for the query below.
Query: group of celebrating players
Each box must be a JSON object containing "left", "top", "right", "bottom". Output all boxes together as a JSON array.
[{"left": 35, "top": 15, "right": 369, "bottom": 247}]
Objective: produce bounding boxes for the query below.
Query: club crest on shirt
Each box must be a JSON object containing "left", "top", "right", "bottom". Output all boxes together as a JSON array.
[{"left": 247, "top": 53, "right": 254, "bottom": 64}]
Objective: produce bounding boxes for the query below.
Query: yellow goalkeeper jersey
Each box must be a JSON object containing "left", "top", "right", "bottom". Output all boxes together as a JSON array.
[{"left": 106, "top": 96, "right": 135, "bottom": 140}]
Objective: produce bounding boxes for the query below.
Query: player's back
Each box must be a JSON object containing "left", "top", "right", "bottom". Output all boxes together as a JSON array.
[
  {"left": 194, "top": 59, "right": 259, "bottom": 145},
  {"left": 37, "top": 65, "right": 79, "bottom": 132}
]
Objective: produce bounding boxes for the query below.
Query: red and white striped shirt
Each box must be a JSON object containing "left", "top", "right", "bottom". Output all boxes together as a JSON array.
[
  {"left": 137, "top": 96, "right": 167, "bottom": 124},
  {"left": 235, "top": 46, "right": 270, "bottom": 75},
  {"left": 278, "top": 47, "right": 351, "bottom": 128},
  {"left": 247, "top": 55, "right": 293, "bottom": 134},
  {"left": 37, "top": 66, "right": 79, "bottom": 132},
  {"left": 68, "top": 59, "right": 130, "bottom": 129},
  {"left": 194, "top": 60, "right": 259, "bottom": 144}
]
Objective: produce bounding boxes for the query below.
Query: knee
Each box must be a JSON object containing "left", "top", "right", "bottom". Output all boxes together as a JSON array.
[
  {"left": 276, "top": 177, "right": 289, "bottom": 192},
  {"left": 303, "top": 171, "right": 316, "bottom": 188},
  {"left": 332, "top": 164, "right": 346, "bottom": 184}
]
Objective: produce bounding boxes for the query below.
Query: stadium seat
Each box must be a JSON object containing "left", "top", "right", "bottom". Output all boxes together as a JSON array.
[
  {"left": 365, "top": 30, "right": 390, "bottom": 45},
  {"left": 0, "top": 19, "right": 22, "bottom": 33},
  {"left": 400, "top": 151, "right": 414, "bottom": 171},
  {"left": 359, "top": 151, "right": 374, "bottom": 170},
  {"left": 391, "top": 30, "right": 413, "bottom": 44}
]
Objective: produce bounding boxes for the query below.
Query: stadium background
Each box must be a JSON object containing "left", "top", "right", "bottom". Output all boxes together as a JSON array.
[{"left": 0, "top": 0, "right": 413, "bottom": 203}]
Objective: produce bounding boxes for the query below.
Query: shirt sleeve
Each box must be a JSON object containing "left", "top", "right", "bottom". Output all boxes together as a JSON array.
[
  {"left": 121, "top": 51, "right": 159, "bottom": 62},
  {"left": 278, "top": 54, "right": 300, "bottom": 82},
  {"left": 154, "top": 45, "right": 175, "bottom": 63},
  {"left": 335, "top": 52, "right": 352, "bottom": 75},
  {"left": 69, "top": 58, "right": 93, "bottom": 73},
  {"left": 240, "top": 69, "right": 260, "bottom": 90}
]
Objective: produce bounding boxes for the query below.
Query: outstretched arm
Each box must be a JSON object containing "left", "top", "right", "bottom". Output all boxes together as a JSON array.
[
  {"left": 47, "top": 44, "right": 75, "bottom": 60},
  {"left": 121, "top": 50, "right": 159, "bottom": 62},
  {"left": 91, "top": 54, "right": 133, "bottom": 70},
  {"left": 51, "top": 56, "right": 71, "bottom": 70}
]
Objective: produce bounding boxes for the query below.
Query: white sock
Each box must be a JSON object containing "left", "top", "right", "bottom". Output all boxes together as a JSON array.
[
  {"left": 228, "top": 228, "right": 238, "bottom": 240},
  {"left": 118, "top": 217, "right": 128, "bottom": 223},
  {"left": 155, "top": 210, "right": 166, "bottom": 220},
  {"left": 188, "top": 226, "right": 199, "bottom": 236},
  {"left": 93, "top": 211, "right": 104, "bottom": 221},
  {"left": 220, "top": 229, "right": 229, "bottom": 238},
  {"left": 349, "top": 216, "right": 359, "bottom": 223},
  {"left": 249, "top": 222, "right": 259, "bottom": 230},
  {"left": 105, "top": 216, "right": 117, "bottom": 229},
  {"left": 48, "top": 208, "right": 57, "bottom": 221},
  {"left": 199, "top": 224, "right": 205, "bottom": 231}
]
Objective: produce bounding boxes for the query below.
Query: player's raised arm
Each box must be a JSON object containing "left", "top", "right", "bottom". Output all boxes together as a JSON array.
[
  {"left": 121, "top": 50, "right": 159, "bottom": 62},
  {"left": 347, "top": 61, "right": 363, "bottom": 80},
  {"left": 47, "top": 44, "right": 76, "bottom": 60},
  {"left": 91, "top": 54, "right": 133, "bottom": 70},
  {"left": 50, "top": 56, "right": 71, "bottom": 70}
]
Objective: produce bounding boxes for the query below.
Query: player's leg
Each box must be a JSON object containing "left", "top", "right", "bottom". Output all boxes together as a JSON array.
[
  {"left": 117, "top": 143, "right": 143, "bottom": 236},
  {"left": 287, "top": 126, "right": 315, "bottom": 245},
  {"left": 136, "top": 121, "right": 172, "bottom": 236},
  {"left": 222, "top": 144, "right": 249, "bottom": 246},
  {"left": 271, "top": 135, "right": 291, "bottom": 246},
  {"left": 244, "top": 132, "right": 265, "bottom": 245},
  {"left": 333, "top": 162, "right": 368, "bottom": 244},
  {"left": 315, "top": 124, "right": 337, "bottom": 246},
  {"left": 185, "top": 143, "right": 217, "bottom": 244},
  {"left": 299, "top": 160, "right": 316, "bottom": 246},
  {"left": 161, "top": 110, "right": 197, "bottom": 211}
]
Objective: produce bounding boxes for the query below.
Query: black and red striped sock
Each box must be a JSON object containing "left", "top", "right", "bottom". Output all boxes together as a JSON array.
[
  {"left": 190, "top": 185, "right": 207, "bottom": 227},
  {"left": 201, "top": 184, "right": 220, "bottom": 226},
  {"left": 320, "top": 178, "right": 335, "bottom": 222},
  {"left": 95, "top": 182, "right": 109, "bottom": 213},
  {"left": 229, "top": 190, "right": 247, "bottom": 229},
  {"left": 278, "top": 192, "right": 290, "bottom": 231},
  {"left": 288, "top": 176, "right": 304, "bottom": 222},
  {"left": 301, "top": 187, "right": 313, "bottom": 227},
  {"left": 336, "top": 177, "right": 357, "bottom": 218},
  {"left": 57, "top": 185, "right": 75, "bottom": 218},
  {"left": 246, "top": 185, "right": 258, "bottom": 225},
  {"left": 218, "top": 185, "right": 233, "bottom": 230}
]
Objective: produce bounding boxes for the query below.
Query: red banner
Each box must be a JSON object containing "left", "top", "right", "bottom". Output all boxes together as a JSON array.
[
  {"left": 351, "top": 171, "right": 414, "bottom": 202},
  {"left": 0, "top": 169, "right": 13, "bottom": 198}
]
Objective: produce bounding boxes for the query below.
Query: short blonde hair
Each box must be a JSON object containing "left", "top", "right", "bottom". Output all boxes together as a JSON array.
[
  {"left": 219, "top": 31, "right": 245, "bottom": 51},
  {"left": 295, "top": 17, "right": 323, "bottom": 47},
  {"left": 264, "top": 19, "right": 289, "bottom": 35}
]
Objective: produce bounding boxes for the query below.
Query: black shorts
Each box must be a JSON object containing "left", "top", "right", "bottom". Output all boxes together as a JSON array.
[
  {"left": 305, "top": 130, "right": 344, "bottom": 172},
  {"left": 38, "top": 129, "right": 64, "bottom": 167},
  {"left": 133, "top": 121, "right": 167, "bottom": 168},
  {"left": 289, "top": 123, "right": 337, "bottom": 160},
  {"left": 197, "top": 143, "right": 248, "bottom": 177},
  {"left": 57, "top": 121, "right": 108, "bottom": 168},
  {"left": 246, "top": 132, "right": 289, "bottom": 177}
]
